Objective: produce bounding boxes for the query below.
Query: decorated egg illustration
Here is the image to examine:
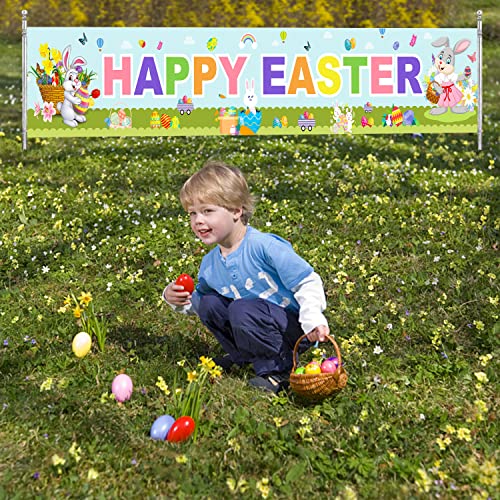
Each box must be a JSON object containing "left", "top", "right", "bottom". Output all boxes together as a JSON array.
[
  {"left": 160, "top": 114, "right": 171, "bottom": 129},
  {"left": 74, "top": 86, "right": 92, "bottom": 115},
  {"left": 206, "top": 37, "right": 218, "bottom": 52}
]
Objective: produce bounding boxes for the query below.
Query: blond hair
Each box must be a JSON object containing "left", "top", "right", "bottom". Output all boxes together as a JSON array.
[{"left": 180, "top": 161, "right": 255, "bottom": 224}]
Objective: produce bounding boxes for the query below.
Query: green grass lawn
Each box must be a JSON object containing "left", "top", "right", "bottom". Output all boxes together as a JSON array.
[{"left": 0, "top": 12, "right": 499, "bottom": 499}]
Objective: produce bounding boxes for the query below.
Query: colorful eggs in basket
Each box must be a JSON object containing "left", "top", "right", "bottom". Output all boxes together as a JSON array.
[{"left": 294, "top": 366, "right": 306, "bottom": 374}]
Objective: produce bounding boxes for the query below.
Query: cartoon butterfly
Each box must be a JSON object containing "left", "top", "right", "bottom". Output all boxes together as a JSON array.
[
  {"left": 468, "top": 52, "right": 477, "bottom": 63},
  {"left": 304, "top": 41, "right": 311, "bottom": 51},
  {"left": 79, "top": 32, "right": 88, "bottom": 45}
]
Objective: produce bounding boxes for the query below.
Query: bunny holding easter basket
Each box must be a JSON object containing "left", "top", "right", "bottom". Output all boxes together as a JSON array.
[
  {"left": 429, "top": 36, "right": 471, "bottom": 115},
  {"left": 57, "top": 46, "right": 88, "bottom": 127}
]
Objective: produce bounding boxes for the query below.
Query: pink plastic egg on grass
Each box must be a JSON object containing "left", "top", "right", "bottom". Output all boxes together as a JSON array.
[{"left": 112, "top": 374, "right": 133, "bottom": 402}]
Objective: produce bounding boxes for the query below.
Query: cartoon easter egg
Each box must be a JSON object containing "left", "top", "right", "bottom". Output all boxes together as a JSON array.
[
  {"left": 308, "top": 113, "right": 314, "bottom": 119},
  {"left": 393, "top": 41, "right": 400, "bottom": 51},
  {"left": 207, "top": 37, "right": 218, "bottom": 52},
  {"left": 138, "top": 39, "right": 146, "bottom": 48},
  {"left": 160, "top": 113, "right": 171, "bottom": 129},
  {"left": 110, "top": 112, "right": 120, "bottom": 126},
  {"left": 350, "top": 38, "right": 356, "bottom": 49},
  {"left": 303, "top": 110, "right": 309, "bottom": 119},
  {"left": 171, "top": 116, "right": 180, "bottom": 129},
  {"left": 272, "top": 117, "right": 282, "bottom": 128},
  {"left": 368, "top": 117, "right": 374, "bottom": 127},
  {"left": 182, "top": 95, "right": 188, "bottom": 104},
  {"left": 464, "top": 66, "right": 471, "bottom": 78},
  {"left": 344, "top": 38, "right": 352, "bottom": 51},
  {"left": 280, "top": 116, "right": 288, "bottom": 127},
  {"left": 187, "top": 98, "right": 192, "bottom": 104},
  {"left": 74, "top": 86, "right": 91, "bottom": 115},
  {"left": 150, "top": 110, "right": 161, "bottom": 128}
]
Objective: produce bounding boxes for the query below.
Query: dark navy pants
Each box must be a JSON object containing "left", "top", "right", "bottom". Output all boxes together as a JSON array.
[{"left": 197, "top": 293, "right": 308, "bottom": 376}]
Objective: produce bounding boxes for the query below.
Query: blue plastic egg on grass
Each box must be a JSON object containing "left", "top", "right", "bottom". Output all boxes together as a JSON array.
[{"left": 150, "top": 415, "right": 175, "bottom": 440}]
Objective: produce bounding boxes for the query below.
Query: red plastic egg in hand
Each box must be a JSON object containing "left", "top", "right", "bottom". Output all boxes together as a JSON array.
[
  {"left": 91, "top": 88, "right": 101, "bottom": 99},
  {"left": 175, "top": 273, "right": 194, "bottom": 293},
  {"left": 167, "top": 416, "right": 196, "bottom": 442}
]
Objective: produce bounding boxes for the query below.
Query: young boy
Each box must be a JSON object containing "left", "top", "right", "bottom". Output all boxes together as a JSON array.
[{"left": 163, "top": 161, "right": 329, "bottom": 393}]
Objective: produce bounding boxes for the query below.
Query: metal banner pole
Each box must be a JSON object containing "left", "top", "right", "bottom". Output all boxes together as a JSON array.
[
  {"left": 22, "top": 10, "right": 28, "bottom": 151},
  {"left": 477, "top": 10, "right": 483, "bottom": 151}
]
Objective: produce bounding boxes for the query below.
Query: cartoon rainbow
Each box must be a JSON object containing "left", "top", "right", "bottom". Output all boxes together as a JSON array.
[{"left": 239, "top": 33, "right": 257, "bottom": 49}]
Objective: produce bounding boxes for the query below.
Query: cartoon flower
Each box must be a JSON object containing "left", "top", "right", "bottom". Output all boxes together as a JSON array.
[
  {"left": 39, "top": 43, "right": 49, "bottom": 58},
  {"left": 42, "top": 58, "right": 54, "bottom": 74},
  {"left": 42, "top": 101, "right": 56, "bottom": 122},
  {"left": 460, "top": 85, "right": 477, "bottom": 111},
  {"left": 34, "top": 102, "right": 41, "bottom": 118},
  {"left": 50, "top": 48, "right": 62, "bottom": 64}
]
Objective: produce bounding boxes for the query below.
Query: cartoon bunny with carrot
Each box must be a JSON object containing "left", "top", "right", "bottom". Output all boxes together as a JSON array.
[
  {"left": 57, "top": 46, "right": 87, "bottom": 127},
  {"left": 430, "top": 36, "right": 471, "bottom": 115}
]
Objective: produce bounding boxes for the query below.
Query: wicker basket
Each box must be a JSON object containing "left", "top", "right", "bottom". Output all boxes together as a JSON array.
[
  {"left": 290, "top": 334, "right": 348, "bottom": 401},
  {"left": 426, "top": 82, "right": 440, "bottom": 104},
  {"left": 37, "top": 84, "right": 64, "bottom": 114}
]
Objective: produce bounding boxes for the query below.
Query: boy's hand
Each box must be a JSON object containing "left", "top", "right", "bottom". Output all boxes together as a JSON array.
[
  {"left": 163, "top": 283, "right": 192, "bottom": 306},
  {"left": 306, "top": 325, "right": 330, "bottom": 342}
]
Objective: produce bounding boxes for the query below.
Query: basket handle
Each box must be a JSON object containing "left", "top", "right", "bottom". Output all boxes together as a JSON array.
[{"left": 292, "top": 334, "right": 343, "bottom": 372}]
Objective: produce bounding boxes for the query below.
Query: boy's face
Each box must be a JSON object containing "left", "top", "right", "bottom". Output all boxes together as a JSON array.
[{"left": 188, "top": 202, "right": 243, "bottom": 247}]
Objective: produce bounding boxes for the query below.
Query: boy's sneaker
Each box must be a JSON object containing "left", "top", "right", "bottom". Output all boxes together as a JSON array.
[
  {"left": 212, "top": 354, "right": 235, "bottom": 373},
  {"left": 248, "top": 372, "right": 290, "bottom": 394}
]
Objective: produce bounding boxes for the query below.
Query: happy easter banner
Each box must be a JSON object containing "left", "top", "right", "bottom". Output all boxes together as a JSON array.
[{"left": 25, "top": 27, "right": 479, "bottom": 138}]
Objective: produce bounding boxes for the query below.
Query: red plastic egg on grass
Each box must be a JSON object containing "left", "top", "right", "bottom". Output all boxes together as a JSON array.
[
  {"left": 167, "top": 416, "right": 196, "bottom": 442},
  {"left": 175, "top": 273, "right": 194, "bottom": 293}
]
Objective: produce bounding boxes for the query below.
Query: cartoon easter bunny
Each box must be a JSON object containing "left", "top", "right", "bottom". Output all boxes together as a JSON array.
[
  {"left": 238, "top": 79, "right": 262, "bottom": 135},
  {"left": 244, "top": 78, "right": 258, "bottom": 115},
  {"left": 430, "top": 36, "right": 471, "bottom": 115},
  {"left": 57, "top": 45, "right": 87, "bottom": 127}
]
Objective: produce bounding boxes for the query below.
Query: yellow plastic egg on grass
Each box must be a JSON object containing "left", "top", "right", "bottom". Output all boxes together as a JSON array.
[
  {"left": 72, "top": 331, "right": 92, "bottom": 358},
  {"left": 304, "top": 362, "right": 322, "bottom": 375}
]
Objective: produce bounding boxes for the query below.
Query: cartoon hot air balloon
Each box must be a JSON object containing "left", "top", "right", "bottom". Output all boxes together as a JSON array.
[
  {"left": 379, "top": 28, "right": 386, "bottom": 38},
  {"left": 280, "top": 31, "right": 287, "bottom": 44},
  {"left": 97, "top": 38, "right": 104, "bottom": 51}
]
